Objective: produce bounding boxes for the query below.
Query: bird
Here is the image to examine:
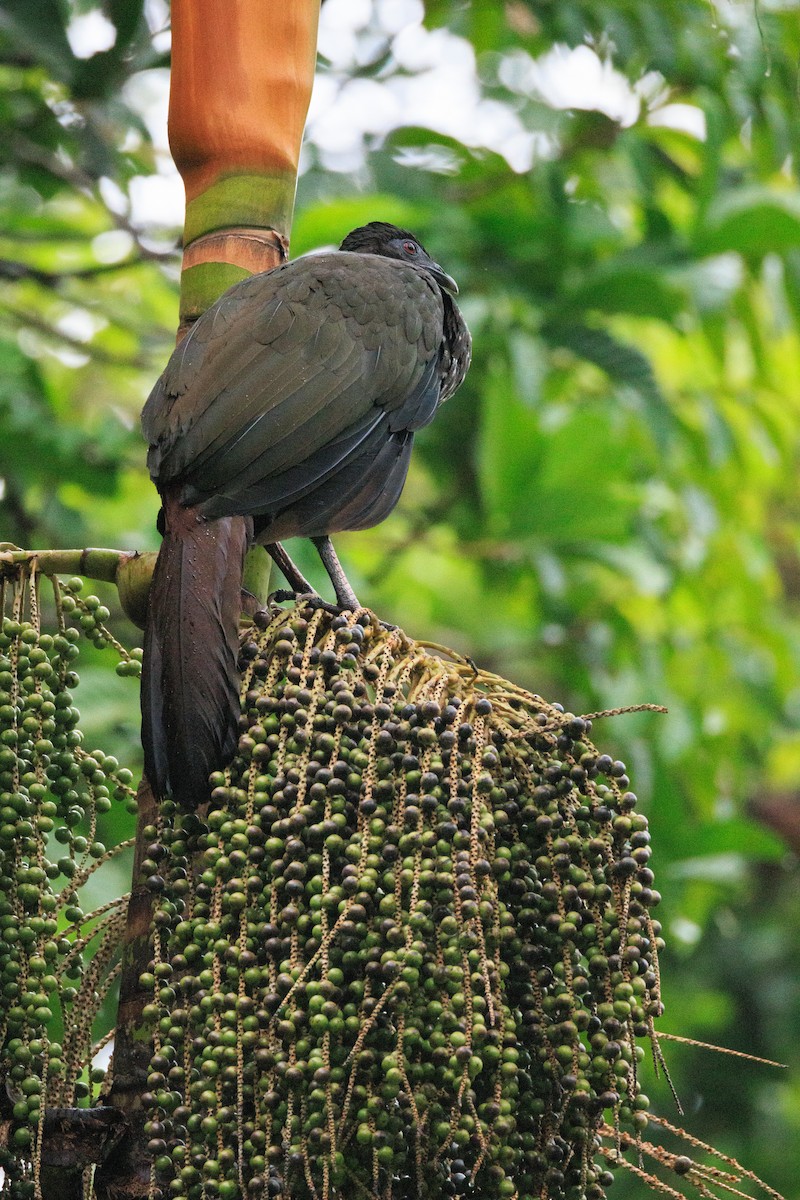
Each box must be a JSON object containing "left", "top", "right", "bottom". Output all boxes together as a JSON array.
[{"left": 140, "top": 221, "right": 471, "bottom": 808}]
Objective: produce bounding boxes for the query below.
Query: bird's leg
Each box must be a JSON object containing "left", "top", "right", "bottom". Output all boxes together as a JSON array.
[
  {"left": 311, "top": 536, "right": 359, "bottom": 610},
  {"left": 264, "top": 541, "right": 315, "bottom": 596}
]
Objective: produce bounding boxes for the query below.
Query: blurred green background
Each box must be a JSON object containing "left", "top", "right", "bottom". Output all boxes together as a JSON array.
[{"left": 1, "top": 0, "right": 799, "bottom": 1193}]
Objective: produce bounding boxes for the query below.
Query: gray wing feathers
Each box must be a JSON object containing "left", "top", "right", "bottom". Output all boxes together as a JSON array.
[{"left": 143, "top": 251, "right": 448, "bottom": 521}]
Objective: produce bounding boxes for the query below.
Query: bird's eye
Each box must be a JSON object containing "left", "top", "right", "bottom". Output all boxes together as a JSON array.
[{"left": 403, "top": 241, "right": 418, "bottom": 255}]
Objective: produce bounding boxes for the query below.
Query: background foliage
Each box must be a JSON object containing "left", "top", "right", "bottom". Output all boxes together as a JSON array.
[{"left": 0, "top": 0, "right": 799, "bottom": 1193}]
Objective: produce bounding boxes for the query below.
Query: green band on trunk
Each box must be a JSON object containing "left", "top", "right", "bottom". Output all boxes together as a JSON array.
[
  {"left": 183, "top": 173, "right": 296, "bottom": 246},
  {"left": 178, "top": 262, "right": 251, "bottom": 321}
]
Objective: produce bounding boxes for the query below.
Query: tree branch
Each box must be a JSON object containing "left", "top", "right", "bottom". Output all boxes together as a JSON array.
[{"left": 0, "top": 547, "right": 156, "bottom": 628}]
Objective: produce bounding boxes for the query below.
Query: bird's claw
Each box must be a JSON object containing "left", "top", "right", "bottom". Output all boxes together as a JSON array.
[
  {"left": 268, "top": 588, "right": 349, "bottom": 617},
  {"left": 268, "top": 587, "right": 308, "bottom": 605},
  {"left": 267, "top": 588, "right": 397, "bottom": 633}
]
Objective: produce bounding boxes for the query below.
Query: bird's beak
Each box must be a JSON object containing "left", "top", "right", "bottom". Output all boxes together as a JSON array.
[{"left": 427, "top": 261, "right": 459, "bottom": 296}]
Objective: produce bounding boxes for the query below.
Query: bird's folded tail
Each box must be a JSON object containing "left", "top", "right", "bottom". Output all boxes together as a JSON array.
[{"left": 141, "top": 499, "right": 251, "bottom": 807}]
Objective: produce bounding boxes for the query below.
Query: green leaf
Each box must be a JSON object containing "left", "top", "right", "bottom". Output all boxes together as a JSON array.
[
  {"left": 670, "top": 815, "right": 786, "bottom": 866},
  {"left": 108, "top": 0, "right": 146, "bottom": 53},
  {"left": 543, "top": 321, "right": 676, "bottom": 450},
  {"left": 73, "top": 0, "right": 148, "bottom": 103},
  {"left": 0, "top": 338, "right": 122, "bottom": 503},
  {"left": 696, "top": 187, "right": 800, "bottom": 257},
  {"left": 477, "top": 358, "right": 636, "bottom": 542},
  {"left": 477, "top": 358, "right": 542, "bottom": 537},
  {"left": 561, "top": 263, "right": 686, "bottom": 321},
  {"left": 0, "top": 0, "right": 76, "bottom": 85},
  {"left": 377, "top": 127, "right": 509, "bottom": 186}
]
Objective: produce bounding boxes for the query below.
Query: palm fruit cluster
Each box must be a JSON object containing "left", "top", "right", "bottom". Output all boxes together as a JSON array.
[
  {"left": 142, "top": 601, "right": 665, "bottom": 1200},
  {"left": 0, "top": 567, "right": 140, "bottom": 1197}
]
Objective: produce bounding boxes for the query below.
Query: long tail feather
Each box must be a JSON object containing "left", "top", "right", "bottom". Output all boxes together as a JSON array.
[{"left": 141, "top": 500, "right": 250, "bottom": 807}]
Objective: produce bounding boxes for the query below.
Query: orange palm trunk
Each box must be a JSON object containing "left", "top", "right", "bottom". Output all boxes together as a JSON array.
[{"left": 168, "top": 0, "right": 321, "bottom": 329}]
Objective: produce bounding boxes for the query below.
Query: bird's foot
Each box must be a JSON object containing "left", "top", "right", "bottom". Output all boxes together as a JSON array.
[
  {"left": 268, "top": 588, "right": 346, "bottom": 617},
  {"left": 264, "top": 541, "right": 315, "bottom": 595},
  {"left": 311, "top": 536, "right": 360, "bottom": 610},
  {"left": 263, "top": 589, "right": 397, "bottom": 639},
  {"left": 269, "top": 587, "right": 307, "bottom": 605}
]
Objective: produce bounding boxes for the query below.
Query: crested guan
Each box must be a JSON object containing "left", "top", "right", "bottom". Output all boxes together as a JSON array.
[{"left": 141, "top": 221, "right": 471, "bottom": 807}]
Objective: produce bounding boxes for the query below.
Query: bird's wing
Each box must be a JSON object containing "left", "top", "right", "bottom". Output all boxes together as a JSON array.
[{"left": 143, "top": 253, "right": 445, "bottom": 513}]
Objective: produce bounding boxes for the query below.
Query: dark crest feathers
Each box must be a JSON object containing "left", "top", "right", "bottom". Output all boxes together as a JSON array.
[{"left": 339, "top": 222, "right": 422, "bottom": 254}]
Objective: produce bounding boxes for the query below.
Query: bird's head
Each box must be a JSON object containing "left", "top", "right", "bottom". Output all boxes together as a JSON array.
[{"left": 340, "top": 221, "right": 459, "bottom": 295}]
